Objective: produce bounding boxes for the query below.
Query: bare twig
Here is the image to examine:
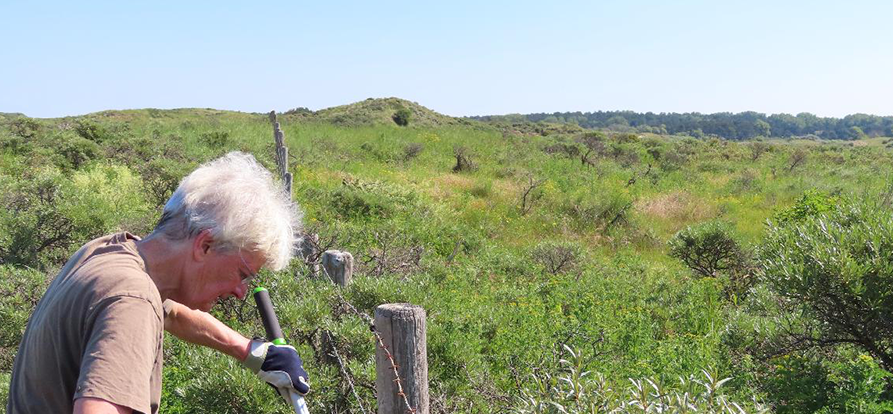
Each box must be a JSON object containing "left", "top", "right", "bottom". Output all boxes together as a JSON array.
[{"left": 520, "top": 176, "right": 545, "bottom": 216}]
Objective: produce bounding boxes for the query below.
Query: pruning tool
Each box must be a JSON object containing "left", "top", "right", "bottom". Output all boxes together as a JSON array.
[{"left": 253, "top": 287, "right": 310, "bottom": 414}]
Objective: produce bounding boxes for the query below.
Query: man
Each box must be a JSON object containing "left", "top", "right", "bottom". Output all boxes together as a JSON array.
[{"left": 7, "top": 152, "right": 309, "bottom": 414}]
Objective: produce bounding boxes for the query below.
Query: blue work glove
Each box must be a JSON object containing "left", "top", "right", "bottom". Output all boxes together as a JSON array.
[{"left": 242, "top": 339, "right": 310, "bottom": 396}]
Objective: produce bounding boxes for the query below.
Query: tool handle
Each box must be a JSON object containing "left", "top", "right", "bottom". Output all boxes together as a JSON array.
[
  {"left": 253, "top": 287, "right": 286, "bottom": 345},
  {"left": 290, "top": 391, "right": 310, "bottom": 414}
]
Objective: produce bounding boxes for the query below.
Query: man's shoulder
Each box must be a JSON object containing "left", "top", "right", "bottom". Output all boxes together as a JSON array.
[{"left": 63, "top": 232, "right": 162, "bottom": 318}]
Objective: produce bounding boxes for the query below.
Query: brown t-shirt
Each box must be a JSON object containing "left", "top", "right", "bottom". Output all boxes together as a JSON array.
[{"left": 6, "top": 232, "right": 165, "bottom": 414}]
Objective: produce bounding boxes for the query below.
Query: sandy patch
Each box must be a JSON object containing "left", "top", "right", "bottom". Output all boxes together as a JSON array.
[
  {"left": 637, "top": 191, "right": 715, "bottom": 222},
  {"left": 425, "top": 174, "right": 475, "bottom": 200}
]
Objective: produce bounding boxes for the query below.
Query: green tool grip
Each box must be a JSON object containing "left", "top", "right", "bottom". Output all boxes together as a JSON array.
[{"left": 253, "top": 287, "right": 287, "bottom": 345}]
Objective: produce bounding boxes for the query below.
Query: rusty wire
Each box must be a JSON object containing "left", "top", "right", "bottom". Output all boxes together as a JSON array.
[
  {"left": 335, "top": 293, "right": 417, "bottom": 414},
  {"left": 371, "top": 325, "right": 417, "bottom": 414}
]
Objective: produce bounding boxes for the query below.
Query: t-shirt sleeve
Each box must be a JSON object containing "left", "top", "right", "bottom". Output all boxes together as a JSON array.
[
  {"left": 75, "top": 295, "right": 162, "bottom": 414},
  {"left": 162, "top": 298, "right": 176, "bottom": 319}
]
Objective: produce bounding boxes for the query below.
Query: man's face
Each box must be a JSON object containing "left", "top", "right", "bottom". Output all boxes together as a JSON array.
[{"left": 183, "top": 249, "right": 265, "bottom": 312}]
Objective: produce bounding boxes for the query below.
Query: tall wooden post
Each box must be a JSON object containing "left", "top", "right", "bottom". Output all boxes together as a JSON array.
[
  {"left": 375, "top": 304, "right": 428, "bottom": 414},
  {"left": 270, "top": 110, "right": 292, "bottom": 195}
]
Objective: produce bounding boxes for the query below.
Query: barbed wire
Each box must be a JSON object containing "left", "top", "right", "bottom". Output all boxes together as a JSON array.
[
  {"left": 335, "top": 293, "right": 417, "bottom": 414},
  {"left": 323, "top": 330, "right": 368, "bottom": 414}
]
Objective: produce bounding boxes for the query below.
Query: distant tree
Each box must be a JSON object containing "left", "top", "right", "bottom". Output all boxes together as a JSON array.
[
  {"left": 847, "top": 126, "right": 867, "bottom": 140},
  {"left": 470, "top": 110, "right": 893, "bottom": 141},
  {"left": 606, "top": 115, "right": 629, "bottom": 129},
  {"left": 755, "top": 120, "right": 771, "bottom": 137}
]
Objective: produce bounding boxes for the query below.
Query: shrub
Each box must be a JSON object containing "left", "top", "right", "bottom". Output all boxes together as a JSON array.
[
  {"left": 759, "top": 200, "right": 893, "bottom": 372},
  {"left": 530, "top": 241, "right": 583, "bottom": 275},
  {"left": 0, "top": 266, "right": 48, "bottom": 371},
  {"left": 402, "top": 142, "right": 424, "bottom": 161},
  {"left": 7, "top": 118, "right": 41, "bottom": 140},
  {"left": 515, "top": 346, "right": 767, "bottom": 413},
  {"left": 140, "top": 158, "right": 192, "bottom": 209},
  {"left": 66, "top": 164, "right": 154, "bottom": 236},
  {"left": 105, "top": 135, "right": 160, "bottom": 163},
  {"left": 0, "top": 164, "right": 154, "bottom": 268},
  {"left": 73, "top": 119, "right": 110, "bottom": 143},
  {"left": 330, "top": 185, "right": 396, "bottom": 220},
  {"left": 0, "top": 169, "right": 76, "bottom": 267},
  {"left": 452, "top": 146, "right": 477, "bottom": 173},
  {"left": 327, "top": 178, "right": 419, "bottom": 221},
  {"left": 199, "top": 131, "right": 230, "bottom": 148},
  {"left": 393, "top": 108, "right": 412, "bottom": 126},
  {"left": 284, "top": 107, "right": 313, "bottom": 116},
  {"left": 57, "top": 134, "right": 100, "bottom": 169},
  {"left": 668, "top": 221, "right": 747, "bottom": 279},
  {"left": 760, "top": 350, "right": 893, "bottom": 414},
  {"left": 565, "top": 188, "right": 633, "bottom": 233},
  {"left": 773, "top": 190, "right": 839, "bottom": 225},
  {"left": 542, "top": 141, "right": 580, "bottom": 159}
]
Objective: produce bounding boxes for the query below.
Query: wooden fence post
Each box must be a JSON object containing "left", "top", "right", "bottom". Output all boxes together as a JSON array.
[
  {"left": 321, "top": 250, "right": 353, "bottom": 287},
  {"left": 375, "top": 304, "right": 428, "bottom": 414},
  {"left": 269, "top": 110, "right": 293, "bottom": 195}
]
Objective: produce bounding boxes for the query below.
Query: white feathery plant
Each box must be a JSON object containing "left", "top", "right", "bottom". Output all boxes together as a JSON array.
[{"left": 514, "top": 347, "right": 770, "bottom": 414}]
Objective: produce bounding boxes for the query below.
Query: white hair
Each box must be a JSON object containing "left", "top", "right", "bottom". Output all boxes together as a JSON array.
[{"left": 150, "top": 151, "right": 301, "bottom": 270}]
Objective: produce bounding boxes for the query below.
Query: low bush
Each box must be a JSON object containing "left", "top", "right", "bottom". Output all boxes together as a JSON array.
[
  {"left": 393, "top": 108, "right": 412, "bottom": 126},
  {"left": 327, "top": 178, "right": 419, "bottom": 221},
  {"left": 515, "top": 346, "right": 767, "bottom": 414},
  {"left": 529, "top": 241, "right": 583, "bottom": 275},
  {"left": 668, "top": 221, "right": 747, "bottom": 279},
  {"left": 403, "top": 142, "right": 424, "bottom": 161},
  {"left": 0, "top": 266, "right": 48, "bottom": 371},
  {"left": 74, "top": 119, "right": 111, "bottom": 143},
  {"left": 760, "top": 200, "right": 893, "bottom": 372},
  {"left": 199, "top": 131, "right": 231, "bottom": 148},
  {"left": 57, "top": 133, "right": 101, "bottom": 169},
  {"left": 0, "top": 168, "right": 76, "bottom": 267},
  {"left": 7, "top": 118, "right": 41, "bottom": 140},
  {"left": 773, "top": 190, "right": 839, "bottom": 225},
  {"left": 452, "top": 146, "right": 477, "bottom": 173}
]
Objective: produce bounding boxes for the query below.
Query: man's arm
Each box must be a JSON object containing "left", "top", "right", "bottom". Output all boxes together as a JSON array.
[
  {"left": 163, "top": 300, "right": 250, "bottom": 361},
  {"left": 73, "top": 397, "right": 132, "bottom": 414}
]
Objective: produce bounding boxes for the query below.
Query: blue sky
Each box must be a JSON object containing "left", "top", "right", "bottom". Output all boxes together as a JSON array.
[{"left": 1, "top": 1, "right": 891, "bottom": 118}]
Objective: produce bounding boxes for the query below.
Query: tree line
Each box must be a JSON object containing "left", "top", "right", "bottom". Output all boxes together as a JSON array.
[{"left": 470, "top": 111, "right": 893, "bottom": 140}]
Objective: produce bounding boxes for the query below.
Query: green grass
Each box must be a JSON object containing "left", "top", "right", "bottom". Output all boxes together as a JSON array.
[{"left": 3, "top": 101, "right": 893, "bottom": 412}]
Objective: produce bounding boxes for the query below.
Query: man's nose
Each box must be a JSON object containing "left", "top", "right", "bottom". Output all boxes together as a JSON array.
[{"left": 233, "top": 283, "right": 248, "bottom": 300}]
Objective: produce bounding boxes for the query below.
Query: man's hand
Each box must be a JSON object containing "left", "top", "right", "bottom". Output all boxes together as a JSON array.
[{"left": 242, "top": 339, "right": 310, "bottom": 395}]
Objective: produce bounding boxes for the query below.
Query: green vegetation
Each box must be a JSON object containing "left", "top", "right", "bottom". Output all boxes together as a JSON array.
[
  {"left": 472, "top": 111, "right": 893, "bottom": 141},
  {"left": 393, "top": 107, "right": 413, "bottom": 126},
  {"left": 3, "top": 99, "right": 893, "bottom": 412}
]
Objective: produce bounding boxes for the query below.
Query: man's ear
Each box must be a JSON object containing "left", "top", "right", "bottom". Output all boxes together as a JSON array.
[{"left": 192, "top": 229, "right": 214, "bottom": 262}]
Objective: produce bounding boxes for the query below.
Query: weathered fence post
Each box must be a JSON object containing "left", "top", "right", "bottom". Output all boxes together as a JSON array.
[
  {"left": 321, "top": 250, "right": 353, "bottom": 287},
  {"left": 269, "top": 110, "right": 293, "bottom": 196},
  {"left": 271, "top": 112, "right": 354, "bottom": 284},
  {"left": 298, "top": 233, "right": 320, "bottom": 278},
  {"left": 375, "top": 304, "right": 428, "bottom": 414}
]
